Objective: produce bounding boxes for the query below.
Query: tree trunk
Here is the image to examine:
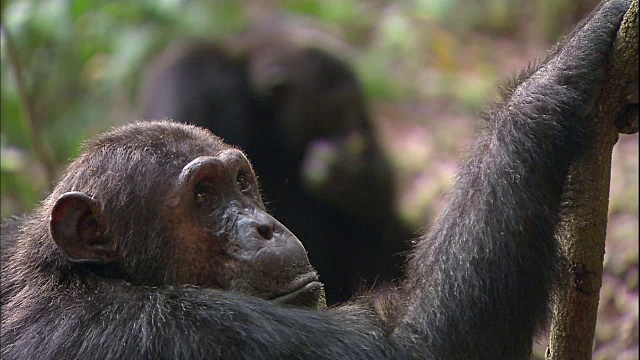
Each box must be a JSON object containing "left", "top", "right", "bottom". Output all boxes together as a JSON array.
[{"left": 546, "top": 1, "right": 638, "bottom": 359}]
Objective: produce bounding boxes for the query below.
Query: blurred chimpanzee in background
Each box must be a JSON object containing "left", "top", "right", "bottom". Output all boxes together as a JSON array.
[{"left": 141, "top": 17, "right": 416, "bottom": 304}]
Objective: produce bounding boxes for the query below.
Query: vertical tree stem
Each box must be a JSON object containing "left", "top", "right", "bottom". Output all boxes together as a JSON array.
[
  {"left": 1, "top": 24, "right": 55, "bottom": 189},
  {"left": 546, "top": 1, "right": 638, "bottom": 358}
]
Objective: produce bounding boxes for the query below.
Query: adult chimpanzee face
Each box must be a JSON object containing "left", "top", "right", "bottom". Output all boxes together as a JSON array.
[
  {"left": 164, "top": 149, "right": 324, "bottom": 307},
  {"left": 48, "top": 126, "right": 325, "bottom": 309}
]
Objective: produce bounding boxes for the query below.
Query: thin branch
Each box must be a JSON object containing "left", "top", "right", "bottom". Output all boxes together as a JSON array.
[
  {"left": 1, "top": 23, "right": 55, "bottom": 190},
  {"left": 546, "top": 0, "right": 638, "bottom": 358}
]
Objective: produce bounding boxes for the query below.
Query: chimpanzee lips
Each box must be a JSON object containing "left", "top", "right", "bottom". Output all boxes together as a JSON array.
[{"left": 271, "top": 274, "right": 324, "bottom": 308}]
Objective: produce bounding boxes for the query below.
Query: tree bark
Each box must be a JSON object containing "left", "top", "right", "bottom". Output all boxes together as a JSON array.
[{"left": 546, "top": 1, "right": 638, "bottom": 359}]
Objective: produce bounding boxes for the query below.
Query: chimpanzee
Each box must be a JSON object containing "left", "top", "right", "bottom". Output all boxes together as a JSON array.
[
  {"left": 1, "top": 1, "right": 632, "bottom": 359},
  {"left": 140, "top": 21, "right": 415, "bottom": 304}
]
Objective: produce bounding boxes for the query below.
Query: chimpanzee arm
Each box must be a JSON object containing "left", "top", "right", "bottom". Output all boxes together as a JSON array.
[
  {"left": 394, "top": 0, "right": 630, "bottom": 359},
  {"left": 5, "top": 287, "right": 397, "bottom": 360}
]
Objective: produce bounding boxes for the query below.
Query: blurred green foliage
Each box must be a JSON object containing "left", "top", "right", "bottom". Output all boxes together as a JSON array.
[
  {"left": 1, "top": 0, "right": 600, "bottom": 217},
  {"left": 1, "top": 0, "right": 246, "bottom": 216}
]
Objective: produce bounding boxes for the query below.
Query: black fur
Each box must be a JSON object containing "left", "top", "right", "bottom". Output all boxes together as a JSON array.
[{"left": 1, "top": 1, "right": 629, "bottom": 359}]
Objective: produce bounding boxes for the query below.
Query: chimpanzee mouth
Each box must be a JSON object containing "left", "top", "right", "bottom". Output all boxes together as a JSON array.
[{"left": 271, "top": 276, "right": 324, "bottom": 308}]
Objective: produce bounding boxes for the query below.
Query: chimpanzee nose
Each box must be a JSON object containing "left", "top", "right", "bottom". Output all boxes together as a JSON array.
[
  {"left": 234, "top": 209, "right": 290, "bottom": 248},
  {"left": 257, "top": 224, "right": 273, "bottom": 240},
  {"left": 232, "top": 208, "right": 310, "bottom": 265},
  {"left": 254, "top": 212, "right": 275, "bottom": 240}
]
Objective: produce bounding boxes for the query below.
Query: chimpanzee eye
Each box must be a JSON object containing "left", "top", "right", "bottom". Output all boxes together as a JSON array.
[
  {"left": 194, "top": 181, "right": 215, "bottom": 206},
  {"left": 236, "top": 171, "right": 251, "bottom": 193}
]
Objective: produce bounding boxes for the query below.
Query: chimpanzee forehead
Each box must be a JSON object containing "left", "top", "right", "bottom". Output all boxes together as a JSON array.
[
  {"left": 85, "top": 120, "right": 228, "bottom": 154},
  {"left": 52, "top": 121, "right": 233, "bottom": 203}
]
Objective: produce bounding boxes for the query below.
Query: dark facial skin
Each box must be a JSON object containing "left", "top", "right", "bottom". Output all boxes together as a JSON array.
[{"left": 162, "top": 151, "right": 323, "bottom": 305}]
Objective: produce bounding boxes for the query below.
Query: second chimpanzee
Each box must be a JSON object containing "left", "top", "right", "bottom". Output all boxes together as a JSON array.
[{"left": 140, "top": 19, "right": 415, "bottom": 304}]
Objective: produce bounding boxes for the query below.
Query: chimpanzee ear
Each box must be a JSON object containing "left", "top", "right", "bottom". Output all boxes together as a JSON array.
[{"left": 49, "top": 191, "right": 118, "bottom": 263}]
